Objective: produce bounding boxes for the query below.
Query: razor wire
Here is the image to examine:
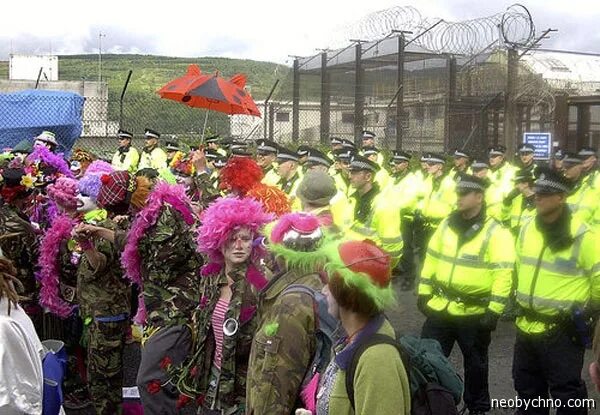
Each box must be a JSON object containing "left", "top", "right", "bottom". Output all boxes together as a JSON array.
[{"left": 343, "top": 4, "right": 536, "bottom": 55}]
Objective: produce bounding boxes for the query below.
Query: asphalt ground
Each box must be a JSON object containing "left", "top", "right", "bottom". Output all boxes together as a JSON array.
[{"left": 67, "top": 278, "right": 599, "bottom": 414}]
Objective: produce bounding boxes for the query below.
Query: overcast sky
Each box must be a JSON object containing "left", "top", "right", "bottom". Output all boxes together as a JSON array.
[{"left": 1, "top": 0, "right": 599, "bottom": 65}]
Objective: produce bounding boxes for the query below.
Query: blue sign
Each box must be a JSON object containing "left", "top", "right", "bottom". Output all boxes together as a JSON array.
[{"left": 523, "top": 132, "right": 552, "bottom": 160}]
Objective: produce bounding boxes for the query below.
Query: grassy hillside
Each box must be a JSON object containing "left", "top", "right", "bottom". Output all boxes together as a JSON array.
[{"left": 58, "top": 54, "right": 288, "bottom": 101}]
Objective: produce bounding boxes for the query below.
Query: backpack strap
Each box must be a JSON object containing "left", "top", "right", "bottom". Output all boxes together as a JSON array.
[{"left": 345, "top": 333, "right": 408, "bottom": 411}]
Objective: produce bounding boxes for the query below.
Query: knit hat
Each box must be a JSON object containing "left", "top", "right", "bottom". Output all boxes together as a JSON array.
[
  {"left": 323, "top": 239, "right": 395, "bottom": 311},
  {"left": 297, "top": 171, "right": 337, "bottom": 207},
  {"left": 47, "top": 177, "right": 79, "bottom": 210},
  {"left": 97, "top": 171, "right": 132, "bottom": 208}
]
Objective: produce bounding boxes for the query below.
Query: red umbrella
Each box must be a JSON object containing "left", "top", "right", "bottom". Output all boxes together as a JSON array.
[{"left": 158, "top": 64, "right": 261, "bottom": 116}]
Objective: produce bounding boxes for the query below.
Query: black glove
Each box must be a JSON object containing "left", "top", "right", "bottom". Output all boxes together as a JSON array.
[
  {"left": 417, "top": 295, "right": 432, "bottom": 316},
  {"left": 480, "top": 310, "right": 500, "bottom": 331},
  {"left": 503, "top": 188, "right": 520, "bottom": 206}
]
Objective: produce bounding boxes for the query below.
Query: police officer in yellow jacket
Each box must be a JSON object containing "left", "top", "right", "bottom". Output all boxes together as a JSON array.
[
  {"left": 419, "top": 153, "right": 457, "bottom": 240},
  {"left": 255, "top": 139, "right": 280, "bottom": 187},
  {"left": 502, "top": 169, "right": 536, "bottom": 236},
  {"left": 138, "top": 129, "right": 168, "bottom": 171},
  {"left": 578, "top": 147, "right": 599, "bottom": 193},
  {"left": 111, "top": 129, "right": 139, "bottom": 173},
  {"left": 513, "top": 168, "right": 600, "bottom": 414},
  {"left": 563, "top": 152, "right": 599, "bottom": 227},
  {"left": 276, "top": 147, "right": 303, "bottom": 211},
  {"left": 346, "top": 154, "right": 403, "bottom": 264},
  {"left": 418, "top": 174, "right": 515, "bottom": 415}
]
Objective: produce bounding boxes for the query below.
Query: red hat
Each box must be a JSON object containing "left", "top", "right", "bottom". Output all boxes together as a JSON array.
[
  {"left": 97, "top": 171, "right": 131, "bottom": 208},
  {"left": 338, "top": 240, "right": 391, "bottom": 288}
]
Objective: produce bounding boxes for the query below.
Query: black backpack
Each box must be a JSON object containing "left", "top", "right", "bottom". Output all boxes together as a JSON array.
[{"left": 345, "top": 333, "right": 462, "bottom": 415}]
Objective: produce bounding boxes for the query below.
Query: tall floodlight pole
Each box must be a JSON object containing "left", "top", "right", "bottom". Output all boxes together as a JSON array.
[{"left": 98, "top": 32, "right": 106, "bottom": 87}]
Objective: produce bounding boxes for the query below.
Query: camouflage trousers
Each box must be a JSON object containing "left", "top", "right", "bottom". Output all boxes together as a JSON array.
[{"left": 87, "top": 318, "right": 127, "bottom": 415}]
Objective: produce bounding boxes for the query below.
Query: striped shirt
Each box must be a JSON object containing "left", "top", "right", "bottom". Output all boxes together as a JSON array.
[{"left": 212, "top": 298, "right": 230, "bottom": 369}]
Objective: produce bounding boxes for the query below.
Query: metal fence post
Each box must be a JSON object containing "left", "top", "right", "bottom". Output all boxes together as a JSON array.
[
  {"left": 445, "top": 56, "right": 457, "bottom": 152},
  {"left": 504, "top": 47, "right": 518, "bottom": 158},
  {"left": 292, "top": 58, "right": 300, "bottom": 141},
  {"left": 268, "top": 102, "right": 275, "bottom": 140},
  {"left": 396, "top": 35, "right": 405, "bottom": 150},
  {"left": 320, "top": 52, "right": 330, "bottom": 145},
  {"left": 354, "top": 43, "right": 364, "bottom": 146}
]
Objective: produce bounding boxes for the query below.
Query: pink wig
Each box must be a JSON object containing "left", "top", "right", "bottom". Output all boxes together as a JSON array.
[
  {"left": 38, "top": 214, "right": 76, "bottom": 318},
  {"left": 84, "top": 160, "right": 114, "bottom": 176},
  {"left": 46, "top": 177, "right": 79, "bottom": 211},
  {"left": 121, "top": 182, "right": 196, "bottom": 324},
  {"left": 198, "top": 196, "right": 273, "bottom": 262}
]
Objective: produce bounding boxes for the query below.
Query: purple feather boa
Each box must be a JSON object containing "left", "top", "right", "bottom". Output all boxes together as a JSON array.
[
  {"left": 38, "top": 214, "right": 76, "bottom": 318},
  {"left": 121, "top": 182, "right": 196, "bottom": 324},
  {"left": 27, "top": 145, "right": 74, "bottom": 178}
]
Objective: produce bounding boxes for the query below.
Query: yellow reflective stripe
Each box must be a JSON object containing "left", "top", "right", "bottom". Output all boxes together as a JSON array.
[
  {"left": 519, "top": 256, "right": 584, "bottom": 276},
  {"left": 427, "top": 248, "right": 509, "bottom": 270},
  {"left": 515, "top": 292, "right": 579, "bottom": 311}
]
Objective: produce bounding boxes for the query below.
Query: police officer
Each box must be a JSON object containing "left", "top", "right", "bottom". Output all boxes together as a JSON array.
[
  {"left": 518, "top": 143, "right": 538, "bottom": 176},
  {"left": 451, "top": 149, "right": 472, "bottom": 178},
  {"left": 165, "top": 140, "right": 181, "bottom": 166},
  {"left": 363, "top": 147, "right": 390, "bottom": 189},
  {"left": 503, "top": 169, "right": 536, "bottom": 236},
  {"left": 418, "top": 174, "right": 515, "bottom": 415},
  {"left": 419, "top": 153, "right": 456, "bottom": 241},
  {"left": 138, "top": 129, "right": 168, "bottom": 171},
  {"left": 563, "top": 153, "right": 598, "bottom": 226},
  {"left": 360, "top": 130, "right": 384, "bottom": 165},
  {"left": 347, "top": 154, "right": 403, "bottom": 265},
  {"left": 111, "top": 129, "right": 139, "bottom": 173},
  {"left": 205, "top": 133, "right": 227, "bottom": 156},
  {"left": 255, "top": 139, "right": 280, "bottom": 186},
  {"left": 578, "top": 147, "right": 599, "bottom": 193},
  {"left": 513, "top": 167, "right": 600, "bottom": 415},
  {"left": 276, "top": 147, "right": 303, "bottom": 210}
]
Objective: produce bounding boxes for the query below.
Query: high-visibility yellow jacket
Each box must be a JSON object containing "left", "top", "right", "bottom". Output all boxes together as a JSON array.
[
  {"left": 568, "top": 180, "right": 599, "bottom": 227},
  {"left": 383, "top": 171, "right": 420, "bottom": 213},
  {"left": 138, "top": 147, "right": 168, "bottom": 171},
  {"left": 514, "top": 215, "right": 600, "bottom": 334},
  {"left": 487, "top": 163, "right": 517, "bottom": 222},
  {"left": 374, "top": 168, "right": 391, "bottom": 190},
  {"left": 111, "top": 146, "right": 140, "bottom": 173},
  {"left": 508, "top": 194, "right": 536, "bottom": 235},
  {"left": 262, "top": 165, "right": 280, "bottom": 187},
  {"left": 418, "top": 215, "right": 515, "bottom": 316},
  {"left": 420, "top": 174, "right": 456, "bottom": 223},
  {"left": 280, "top": 171, "right": 304, "bottom": 211},
  {"left": 333, "top": 172, "right": 354, "bottom": 199},
  {"left": 346, "top": 190, "right": 404, "bottom": 263}
]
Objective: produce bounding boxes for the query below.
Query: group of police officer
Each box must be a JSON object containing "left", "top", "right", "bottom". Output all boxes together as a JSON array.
[{"left": 112, "top": 128, "right": 599, "bottom": 415}]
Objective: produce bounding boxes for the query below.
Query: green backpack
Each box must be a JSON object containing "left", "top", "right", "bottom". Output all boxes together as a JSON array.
[{"left": 346, "top": 334, "right": 464, "bottom": 414}]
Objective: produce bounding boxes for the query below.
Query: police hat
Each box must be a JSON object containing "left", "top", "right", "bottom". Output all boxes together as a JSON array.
[
  {"left": 277, "top": 148, "right": 300, "bottom": 163},
  {"left": 391, "top": 150, "right": 411, "bottom": 163},
  {"left": 425, "top": 153, "right": 445, "bottom": 165},
  {"left": 117, "top": 129, "right": 133, "bottom": 140},
  {"left": 205, "top": 134, "right": 221, "bottom": 144},
  {"left": 213, "top": 156, "right": 228, "bottom": 168},
  {"left": 453, "top": 149, "right": 470, "bottom": 159},
  {"left": 553, "top": 148, "right": 565, "bottom": 160},
  {"left": 165, "top": 141, "right": 180, "bottom": 152},
  {"left": 333, "top": 148, "right": 355, "bottom": 163},
  {"left": 256, "top": 139, "right": 278, "bottom": 154},
  {"left": 230, "top": 140, "right": 248, "bottom": 152},
  {"left": 205, "top": 149, "right": 220, "bottom": 160},
  {"left": 471, "top": 159, "right": 490, "bottom": 171},
  {"left": 361, "top": 130, "right": 376, "bottom": 139},
  {"left": 362, "top": 147, "right": 380, "bottom": 157},
  {"left": 144, "top": 129, "right": 160, "bottom": 139},
  {"left": 340, "top": 138, "right": 356, "bottom": 150},
  {"left": 518, "top": 143, "right": 536, "bottom": 154},
  {"left": 220, "top": 138, "right": 233, "bottom": 149},
  {"left": 297, "top": 145, "right": 312, "bottom": 158},
  {"left": 231, "top": 147, "right": 253, "bottom": 157},
  {"left": 330, "top": 136, "right": 343, "bottom": 145},
  {"left": 456, "top": 173, "right": 488, "bottom": 194},
  {"left": 306, "top": 149, "right": 333, "bottom": 168},
  {"left": 561, "top": 152, "right": 583, "bottom": 167},
  {"left": 488, "top": 145, "right": 506, "bottom": 157},
  {"left": 349, "top": 154, "right": 380, "bottom": 173},
  {"left": 578, "top": 147, "right": 597, "bottom": 158},
  {"left": 533, "top": 168, "right": 572, "bottom": 194}
]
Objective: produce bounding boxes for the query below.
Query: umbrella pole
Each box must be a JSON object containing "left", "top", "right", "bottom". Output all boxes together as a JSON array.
[{"left": 200, "top": 110, "right": 210, "bottom": 142}]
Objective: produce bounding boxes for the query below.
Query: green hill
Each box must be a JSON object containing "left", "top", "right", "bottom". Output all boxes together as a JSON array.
[{"left": 58, "top": 54, "right": 288, "bottom": 101}]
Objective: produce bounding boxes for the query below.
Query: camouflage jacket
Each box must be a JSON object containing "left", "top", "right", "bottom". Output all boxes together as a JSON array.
[
  {"left": 76, "top": 217, "right": 130, "bottom": 320},
  {"left": 138, "top": 205, "right": 202, "bottom": 330},
  {"left": 246, "top": 269, "right": 323, "bottom": 415},
  {"left": 176, "top": 264, "right": 265, "bottom": 411},
  {"left": 0, "top": 202, "right": 38, "bottom": 299}
]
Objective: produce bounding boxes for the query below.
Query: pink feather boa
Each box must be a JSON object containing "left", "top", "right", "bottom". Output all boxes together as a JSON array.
[
  {"left": 38, "top": 214, "right": 77, "bottom": 318},
  {"left": 121, "top": 182, "right": 196, "bottom": 324}
]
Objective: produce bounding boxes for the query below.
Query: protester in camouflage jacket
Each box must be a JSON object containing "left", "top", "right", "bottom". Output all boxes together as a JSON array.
[
  {"left": 74, "top": 215, "right": 130, "bottom": 415},
  {"left": 246, "top": 212, "right": 327, "bottom": 415}
]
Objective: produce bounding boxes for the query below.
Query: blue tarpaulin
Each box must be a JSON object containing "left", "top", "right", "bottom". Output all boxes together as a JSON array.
[{"left": 0, "top": 89, "right": 84, "bottom": 155}]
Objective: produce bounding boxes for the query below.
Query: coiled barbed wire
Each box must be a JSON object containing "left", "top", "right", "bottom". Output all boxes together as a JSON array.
[{"left": 342, "top": 4, "right": 535, "bottom": 55}]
